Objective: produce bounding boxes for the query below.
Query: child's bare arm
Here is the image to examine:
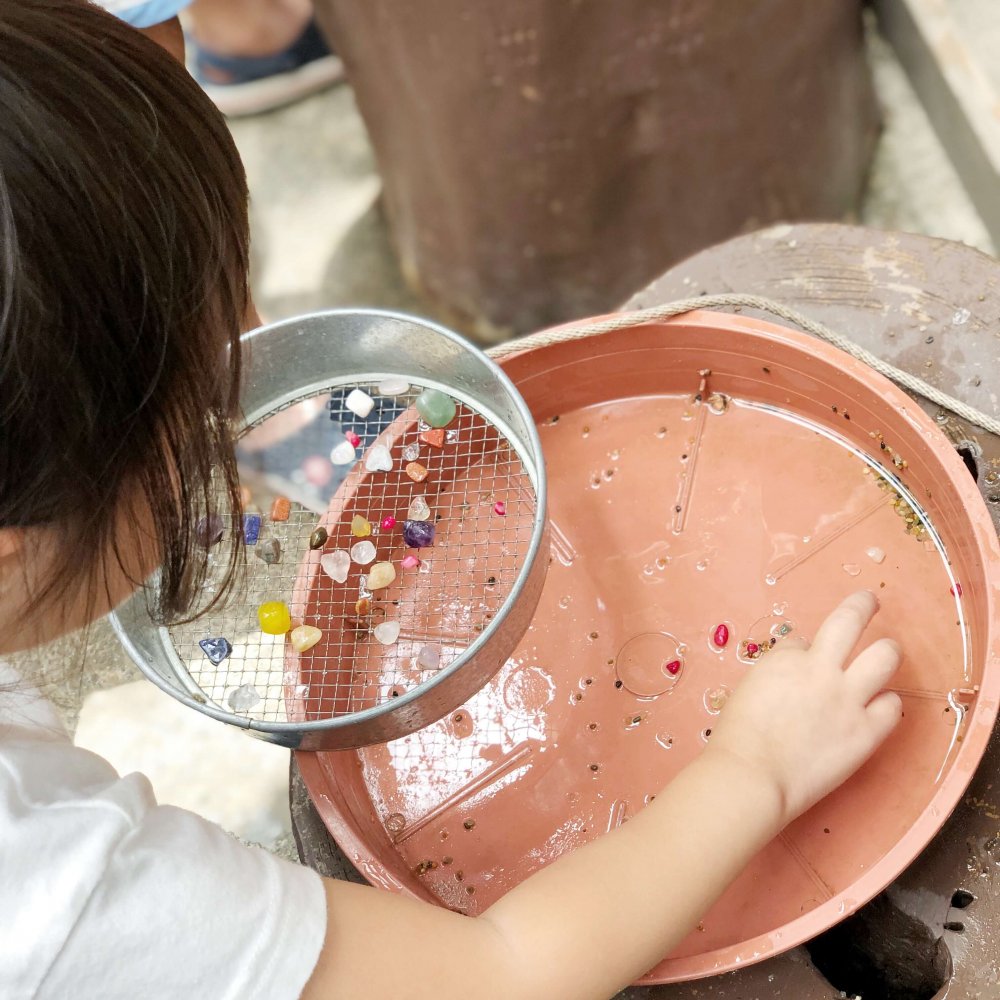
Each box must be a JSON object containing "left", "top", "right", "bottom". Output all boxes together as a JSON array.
[{"left": 301, "top": 591, "right": 901, "bottom": 1000}]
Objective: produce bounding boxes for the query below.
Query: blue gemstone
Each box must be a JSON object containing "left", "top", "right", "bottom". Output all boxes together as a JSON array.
[
  {"left": 199, "top": 637, "right": 232, "bottom": 665},
  {"left": 242, "top": 513, "right": 262, "bottom": 545},
  {"left": 403, "top": 519, "right": 436, "bottom": 548}
]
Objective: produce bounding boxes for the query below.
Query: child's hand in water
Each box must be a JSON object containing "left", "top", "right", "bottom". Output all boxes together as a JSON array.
[{"left": 708, "top": 590, "right": 902, "bottom": 825}]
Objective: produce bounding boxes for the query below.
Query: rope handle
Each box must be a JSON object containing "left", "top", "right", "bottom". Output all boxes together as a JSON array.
[{"left": 487, "top": 293, "right": 1000, "bottom": 439}]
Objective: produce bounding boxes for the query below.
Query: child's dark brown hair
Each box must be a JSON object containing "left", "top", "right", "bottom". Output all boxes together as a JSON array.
[{"left": 0, "top": 0, "right": 250, "bottom": 622}]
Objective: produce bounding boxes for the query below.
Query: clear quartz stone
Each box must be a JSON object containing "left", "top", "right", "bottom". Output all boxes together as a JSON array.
[
  {"left": 320, "top": 549, "right": 351, "bottom": 582},
  {"left": 350, "top": 540, "right": 377, "bottom": 565},
  {"left": 330, "top": 440, "right": 356, "bottom": 465},
  {"left": 373, "top": 621, "right": 401, "bottom": 645},
  {"left": 417, "top": 644, "right": 441, "bottom": 670},
  {"left": 228, "top": 684, "right": 261, "bottom": 712},
  {"left": 402, "top": 443, "right": 421, "bottom": 461},
  {"left": 407, "top": 495, "right": 431, "bottom": 520}
]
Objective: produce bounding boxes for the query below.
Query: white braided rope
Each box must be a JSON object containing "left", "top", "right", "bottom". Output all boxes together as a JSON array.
[{"left": 487, "top": 293, "right": 1000, "bottom": 438}]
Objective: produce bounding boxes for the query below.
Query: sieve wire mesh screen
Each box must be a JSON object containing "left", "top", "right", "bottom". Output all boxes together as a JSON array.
[{"left": 165, "top": 379, "right": 537, "bottom": 727}]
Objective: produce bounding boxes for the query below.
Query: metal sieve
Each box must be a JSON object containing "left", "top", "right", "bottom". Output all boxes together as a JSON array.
[{"left": 111, "top": 310, "right": 548, "bottom": 750}]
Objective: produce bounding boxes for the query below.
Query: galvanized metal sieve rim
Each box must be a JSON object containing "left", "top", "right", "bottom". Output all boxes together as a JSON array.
[{"left": 111, "top": 310, "right": 548, "bottom": 748}]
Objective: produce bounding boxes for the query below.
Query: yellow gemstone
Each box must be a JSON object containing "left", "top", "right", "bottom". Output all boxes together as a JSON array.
[
  {"left": 351, "top": 514, "right": 372, "bottom": 537},
  {"left": 258, "top": 600, "right": 291, "bottom": 635},
  {"left": 367, "top": 561, "right": 396, "bottom": 591},
  {"left": 290, "top": 624, "right": 322, "bottom": 652}
]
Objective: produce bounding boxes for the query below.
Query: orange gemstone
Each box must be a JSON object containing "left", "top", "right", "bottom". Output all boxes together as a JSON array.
[
  {"left": 270, "top": 496, "right": 291, "bottom": 521},
  {"left": 406, "top": 462, "right": 429, "bottom": 483},
  {"left": 419, "top": 428, "right": 446, "bottom": 449}
]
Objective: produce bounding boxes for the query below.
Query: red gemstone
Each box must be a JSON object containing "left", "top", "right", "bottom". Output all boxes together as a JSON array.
[
  {"left": 951, "top": 582, "right": 963, "bottom": 598},
  {"left": 381, "top": 516, "right": 397, "bottom": 531},
  {"left": 345, "top": 431, "right": 361, "bottom": 448},
  {"left": 713, "top": 623, "right": 730, "bottom": 648},
  {"left": 746, "top": 642, "right": 760, "bottom": 655},
  {"left": 664, "top": 659, "right": 682, "bottom": 676},
  {"left": 493, "top": 501, "right": 507, "bottom": 516}
]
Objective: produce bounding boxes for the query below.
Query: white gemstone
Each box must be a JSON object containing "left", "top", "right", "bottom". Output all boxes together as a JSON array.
[
  {"left": 402, "top": 443, "right": 421, "bottom": 461},
  {"left": 351, "top": 540, "right": 377, "bottom": 565},
  {"left": 377, "top": 377, "right": 410, "bottom": 396},
  {"left": 330, "top": 441, "right": 356, "bottom": 465},
  {"left": 320, "top": 549, "right": 351, "bottom": 583},
  {"left": 417, "top": 644, "right": 441, "bottom": 670},
  {"left": 866, "top": 546, "right": 886, "bottom": 564},
  {"left": 228, "top": 684, "right": 261, "bottom": 712},
  {"left": 365, "top": 444, "right": 393, "bottom": 472},
  {"left": 373, "top": 621, "right": 401, "bottom": 645},
  {"left": 407, "top": 495, "right": 431, "bottom": 520},
  {"left": 345, "top": 388, "right": 375, "bottom": 417}
]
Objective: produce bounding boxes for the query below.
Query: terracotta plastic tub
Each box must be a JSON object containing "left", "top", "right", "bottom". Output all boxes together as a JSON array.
[{"left": 297, "top": 310, "right": 1000, "bottom": 983}]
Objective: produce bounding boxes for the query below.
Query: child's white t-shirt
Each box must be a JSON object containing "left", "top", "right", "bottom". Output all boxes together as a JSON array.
[{"left": 0, "top": 663, "right": 326, "bottom": 999}]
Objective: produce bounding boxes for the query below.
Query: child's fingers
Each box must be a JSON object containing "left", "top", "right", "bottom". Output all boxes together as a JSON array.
[
  {"left": 810, "top": 591, "right": 879, "bottom": 668},
  {"left": 844, "top": 638, "right": 902, "bottom": 703},
  {"left": 865, "top": 690, "right": 904, "bottom": 740}
]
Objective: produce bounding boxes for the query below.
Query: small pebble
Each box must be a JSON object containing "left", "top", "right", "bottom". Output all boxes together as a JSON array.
[
  {"left": 330, "top": 441, "right": 357, "bottom": 465},
  {"left": 401, "top": 555, "right": 421, "bottom": 569},
  {"left": 408, "top": 496, "right": 432, "bottom": 520},
  {"left": 417, "top": 644, "right": 442, "bottom": 670},
  {"left": 746, "top": 642, "right": 760, "bottom": 655},
  {"left": 406, "top": 462, "right": 429, "bottom": 483},
  {"left": 403, "top": 520, "right": 436, "bottom": 548},
  {"left": 269, "top": 496, "right": 291, "bottom": 521},
  {"left": 228, "top": 684, "right": 261, "bottom": 712},
  {"left": 951, "top": 582, "right": 963, "bottom": 598},
  {"left": 420, "top": 428, "right": 446, "bottom": 449},
  {"left": 196, "top": 514, "right": 225, "bottom": 548},
  {"left": 866, "top": 547, "right": 886, "bottom": 564},
  {"left": 367, "top": 562, "right": 397, "bottom": 590},
  {"left": 256, "top": 538, "right": 282, "bottom": 565},
  {"left": 309, "top": 526, "right": 328, "bottom": 550},
  {"left": 415, "top": 388, "right": 457, "bottom": 428},
  {"left": 381, "top": 516, "right": 397, "bottom": 531},
  {"left": 351, "top": 515, "right": 372, "bottom": 537},
  {"left": 664, "top": 659, "right": 681, "bottom": 676},
  {"left": 350, "top": 540, "right": 377, "bottom": 565},
  {"left": 320, "top": 549, "right": 351, "bottom": 582},
  {"left": 378, "top": 377, "right": 410, "bottom": 396},
  {"left": 242, "top": 513, "right": 262, "bottom": 545},
  {"left": 198, "top": 637, "right": 232, "bottom": 665},
  {"left": 712, "top": 623, "right": 730, "bottom": 648},
  {"left": 290, "top": 624, "right": 322, "bottom": 653},
  {"left": 258, "top": 601, "right": 291, "bottom": 635},
  {"left": 374, "top": 621, "right": 401, "bottom": 645},
  {"left": 365, "top": 445, "right": 393, "bottom": 472},
  {"left": 493, "top": 501, "right": 507, "bottom": 516},
  {"left": 345, "top": 388, "right": 375, "bottom": 418},
  {"left": 345, "top": 430, "right": 361, "bottom": 448},
  {"left": 402, "top": 443, "right": 421, "bottom": 461}
]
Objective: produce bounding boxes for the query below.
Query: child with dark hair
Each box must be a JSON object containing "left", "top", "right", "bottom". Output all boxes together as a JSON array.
[{"left": 0, "top": 3, "right": 903, "bottom": 997}]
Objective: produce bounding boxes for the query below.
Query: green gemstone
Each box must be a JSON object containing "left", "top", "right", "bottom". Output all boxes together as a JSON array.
[{"left": 415, "top": 389, "right": 456, "bottom": 428}]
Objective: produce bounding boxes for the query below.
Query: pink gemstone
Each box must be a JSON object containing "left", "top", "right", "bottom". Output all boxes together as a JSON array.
[
  {"left": 381, "top": 516, "right": 397, "bottom": 531},
  {"left": 664, "top": 659, "right": 681, "bottom": 676},
  {"left": 493, "top": 501, "right": 507, "bottom": 516},
  {"left": 303, "top": 455, "right": 332, "bottom": 487},
  {"left": 951, "top": 582, "right": 963, "bottom": 598},
  {"left": 345, "top": 431, "right": 361, "bottom": 448},
  {"left": 746, "top": 642, "right": 760, "bottom": 655},
  {"left": 713, "top": 623, "right": 730, "bottom": 648},
  {"left": 401, "top": 555, "right": 421, "bottom": 569}
]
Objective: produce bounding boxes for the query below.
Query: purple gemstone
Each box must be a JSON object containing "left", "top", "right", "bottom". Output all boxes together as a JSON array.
[
  {"left": 403, "top": 519, "right": 436, "bottom": 548},
  {"left": 196, "top": 514, "right": 225, "bottom": 548},
  {"left": 199, "top": 637, "right": 232, "bottom": 665},
  {"left": 242, "top": 513, "right": 262, "bottom": 545}
]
